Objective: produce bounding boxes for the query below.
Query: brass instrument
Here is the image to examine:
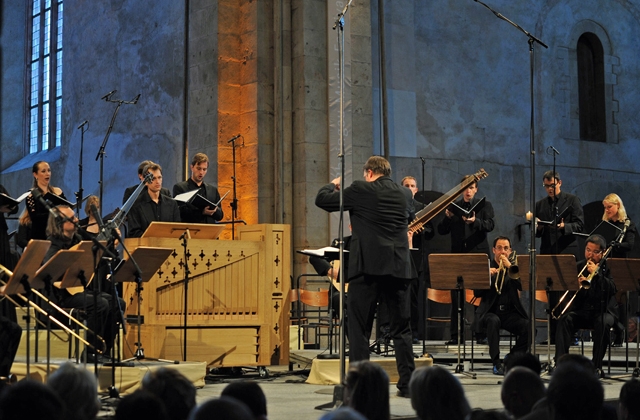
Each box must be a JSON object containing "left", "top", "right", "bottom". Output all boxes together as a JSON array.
[
  {"left": 408, "top": 168, "right": 488, "bottom": 234},
  {"left": 0, "top": 264, "right": 106, "bottom": 354},
  {"left": 495, "top": 251, "right": 519, "bottom": 295}
]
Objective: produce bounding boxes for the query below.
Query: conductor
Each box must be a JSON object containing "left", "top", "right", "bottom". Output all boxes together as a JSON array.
[{"left": 315, "top": 156, "right": 415, "bottom": 398}]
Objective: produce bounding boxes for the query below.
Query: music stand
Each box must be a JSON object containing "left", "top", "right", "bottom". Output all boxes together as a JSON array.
[
  {"left": 141, "top": 221, "right": 225, "bottom": 239},
  {"left": 0, "top": 240, "right": 50, "bottom": 377},
  {"left": 113, "top": 246, "right": 174, "bottom": 363},
  {"left": 429, "top": 253, "right": 490, "bottom": 378},
  {"left": 607, "top": 258, "right": 640, "bottom": 378},
  {"left": 518, "top": 254, "right": 576, "bottom": 367},
  {"left": 32, "top": 249, "right": 85, "bottom": 373}
]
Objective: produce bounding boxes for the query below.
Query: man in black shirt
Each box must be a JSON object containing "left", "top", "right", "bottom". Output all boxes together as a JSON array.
[
  {"left": 173, "top": 153, "right": 224, "bottom": 224},
  {"left": 127, "top": 163, "right": 181, "bottom": 238},
  {"left": 554, "top": 234, "right": 617, "bottom": 376}
]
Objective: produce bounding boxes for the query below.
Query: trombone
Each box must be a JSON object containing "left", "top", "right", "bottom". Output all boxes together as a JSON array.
[
  {"left": 0, "top": 264, "right": 106, "bottom": 354},
  {"left": 495, "top": 251, "right": 519, "bottom": 295}
]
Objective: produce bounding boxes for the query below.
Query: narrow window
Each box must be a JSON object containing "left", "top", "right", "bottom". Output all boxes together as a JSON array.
[{"left": 577, "top": 32, "right": 606, "bottom": 142}]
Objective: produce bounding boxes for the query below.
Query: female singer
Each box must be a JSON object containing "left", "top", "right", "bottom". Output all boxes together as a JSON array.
[
  {"left": 602, "top": 193, "right": 637, "bottom": 345},
  {"left": 602, "top": 193, "right": 636, "bottom": 258},
  {"left": 26, "top": 161, "right": 66, "bottom": 241}
]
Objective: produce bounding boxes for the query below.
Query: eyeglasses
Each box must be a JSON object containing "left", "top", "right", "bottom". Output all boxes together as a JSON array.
[
  {"left": 585, "top": 247, "right": 603, "bottom": 255},
  {"left": 542, "top": 183, "right": 557, "bottom": 189},
  {"left": 495, "top": 246, "right": 511, "bottom": 252}
]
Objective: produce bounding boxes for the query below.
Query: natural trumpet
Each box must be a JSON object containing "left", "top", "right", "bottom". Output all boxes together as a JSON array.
[
  {"left": 495, "top": 251, "right": 518, "bottom": 295},
  {"left": 0, "top": 264, "right": 106, "bottom": 354}
]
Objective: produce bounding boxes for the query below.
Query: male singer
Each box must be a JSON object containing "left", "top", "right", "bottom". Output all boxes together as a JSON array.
[
  {"left": 315, "top": 156, "right": 415, "bottom": 398},
  {"left": 173, "top": 153, "right": 224, "bottom": 224}
]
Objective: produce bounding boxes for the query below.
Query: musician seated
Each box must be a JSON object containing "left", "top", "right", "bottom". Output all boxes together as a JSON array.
[
  {"left": 554, "top": 234, "right": 617, "bottom": 377},
  {"left": 473, "top": 236, "right": 529, "bottom": 375},
  {"left": 42, "top": 205, "right": 110, "bottom": 363}
]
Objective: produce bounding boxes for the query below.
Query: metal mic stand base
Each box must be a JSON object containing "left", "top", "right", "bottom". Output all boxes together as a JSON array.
[{"left": 314, "top": 384, "right": 344, "bottom": 410}]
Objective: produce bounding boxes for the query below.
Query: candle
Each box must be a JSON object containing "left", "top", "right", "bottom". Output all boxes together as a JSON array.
[{"left": 526, "top": 211, "right": 533, "bottom": 221}]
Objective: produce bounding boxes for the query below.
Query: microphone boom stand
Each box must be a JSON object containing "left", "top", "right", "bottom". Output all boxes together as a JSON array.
[
  {"left": 474, "top": 0, "right": 548, "bottom": 355},
  {"left": 95, "top": 91, "right": 140, "bottom": 207},
  {"left": 315, "top": 0, "right": 353, "bottom": 411}
]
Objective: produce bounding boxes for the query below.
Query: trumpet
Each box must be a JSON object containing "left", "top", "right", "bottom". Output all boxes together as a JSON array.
[
  {"left": 495, "top": 251, "right": 519, "bottom": 295},
  {"left": 0, "top": 264, "right": 106, "bottom": 354},
  {"left": 552, "top": 258, "right": 601, "bottom": 319}
]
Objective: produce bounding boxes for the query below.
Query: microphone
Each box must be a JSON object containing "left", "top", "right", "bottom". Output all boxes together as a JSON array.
[
  {"left": 133, "top": 94, "right": 141, "bottom": 104},
  {"left": 32, "top": 188, "right": 66, "bottom": 224},
  {"left": 547, "top": 145, "right": 560, "bottom": 155},
  {"left": 179, "top": 229, "right": 191, "bottom": 241},
  {"left": 77, "top": 120, "right": 88, "bottom": 129},
  {"left": 227, "top": 134, "right": 241, "bottom": 143},
  {"left": 101, "top": 90, "right": 116, "bottom": 100}
]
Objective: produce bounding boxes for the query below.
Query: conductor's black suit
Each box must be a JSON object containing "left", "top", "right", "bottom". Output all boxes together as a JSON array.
[{"left": 316, "top": 175, "right": 415, "bottom": 394}]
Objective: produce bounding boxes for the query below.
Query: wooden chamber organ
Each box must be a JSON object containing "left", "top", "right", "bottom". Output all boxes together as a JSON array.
[{"left": 122, "top": 224, "right": 291, "bottom": 367}]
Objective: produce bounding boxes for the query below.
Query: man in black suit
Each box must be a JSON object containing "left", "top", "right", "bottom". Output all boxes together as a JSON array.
[
  {"left": 315, "top": 156, "right": 415, "bottom": 397},
  {"left": 474, "top": 236, "right": 529, "bottom": 375},
  {"left": 535, "top": 170, "right": 584, "bottom": 256},
  {"left": 554, "top": 234, "right": 616, "bottom": 377},
  {"left": 401, "top": 176, "right": 434, "bottom": 343},
  {"left": 437, "top": 175, "right": 495, "bottom": 344},
  {"left": 127, "top": 163, "right": 181, "bottom": 238},
  {"left": 535, "top": 170, "right": 584, "bottom": 344},
  {"left": 122, "top": 160, "right": 172, "bottom": 205},
  {"left": 173, "top": 153, "right": 224, "bottom": 224}
]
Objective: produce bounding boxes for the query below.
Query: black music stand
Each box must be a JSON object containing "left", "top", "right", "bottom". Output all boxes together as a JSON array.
[
  {"left": 519, "top": 254, "right": 576, "bottom": 368},
  {"left": 33, "top": 249, "right": 85, "bottom": 372},
  {"left": 1, "top": 240, "right": 51, "bottom": 378},
  {"left": 113, "top": 246, "right": 174, "bottom": 363},
  {"left": 429, "top": 253, "right": 490, "bottom": 379},
  {"left": 607, "top": 258, "right": 640, "bottom": 378}
]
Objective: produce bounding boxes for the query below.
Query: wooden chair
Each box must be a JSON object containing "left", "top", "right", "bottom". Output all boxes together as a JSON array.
[{"left": 290, "top": 274, "right": 338, "bottom": 352}]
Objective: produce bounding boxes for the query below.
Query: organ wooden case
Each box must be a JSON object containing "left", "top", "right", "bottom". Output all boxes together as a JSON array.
[{"left": 121, "top": 224, "right": 291, "bottom": 368}]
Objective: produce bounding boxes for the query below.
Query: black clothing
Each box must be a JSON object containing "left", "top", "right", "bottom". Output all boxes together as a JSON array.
[
  {"left": 42, "top": 235, "right": 110, "bottom": 355},
  {"left": 608, "top": 218, "right": 637, "bottom": 258},
  {"left": 173, "top": 178, "right": 224, "bottom": 223},
  {"left": 535, "top": 191, "right": 584, "bottom": 256},
  {"left": 474, "top": 259, "right": 529, "bottom": 363},
  {"left": 316, "top": 175, "right": 415, "bottom": 392},
  {"left": 0, "top": 185, "right": 18, "bottom": 270},
  {"left": 122, "top": 185, "right": 171, "bottom": 205},
  {"left": 555, "top": 260, "right": 617, "bottom": 368},
  {"left": 26, "top": 189, "right": 67, "bottom": 241},
  {"left": 437, "top": 196, "right": 495, "bottom": 339},
  {"left": 408, "top": 198, "right": 434, "bottom": 340},
  {"left": 127, "top": 192, "right": 181, "bottom": 238}
]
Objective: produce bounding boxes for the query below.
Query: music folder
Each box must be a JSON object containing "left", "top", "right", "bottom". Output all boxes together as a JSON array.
[
  {"left": 43, "top": 192, "right": 75, "bottom": 208},
  {"left": 298, "top": 246, "right": 347, "bottom": 261},
  {"left": 538, "top": 205, "right": 572, "bottom": 225},
  {"left": 174, "top": 189, "right": 230, "bottom": 211},
  {"left": 0, "top": 191, "right": 29, "bottom": 208},
  {"left": 446, "top": 197, "right": 485, "bottom": 218}
]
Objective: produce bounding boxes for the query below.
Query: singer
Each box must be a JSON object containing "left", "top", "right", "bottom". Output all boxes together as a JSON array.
[
  {"left": 173, "top": 153, "right": 224, "bottom": 224},
  {"left": 25, "top": 161, "right": 67, "bottom": 241},
  {"left": 127, "top": 163, "right": 180, "bottom": 238}
]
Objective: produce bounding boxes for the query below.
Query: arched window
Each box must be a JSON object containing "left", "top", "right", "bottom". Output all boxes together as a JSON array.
[
  {"left": 28, "top": 0, "right": 63, "bottom": 153},
  {"left": 577, "top": 33, "right": 606, "bottom": 142}
]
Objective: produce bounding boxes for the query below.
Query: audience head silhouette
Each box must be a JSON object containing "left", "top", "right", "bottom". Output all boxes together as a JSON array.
[
  {"left": 344, "top": 361, "right": 390, "bottom": 420},
  {"left": 409, "top": 365, "right": 471, "bottom": 420}
]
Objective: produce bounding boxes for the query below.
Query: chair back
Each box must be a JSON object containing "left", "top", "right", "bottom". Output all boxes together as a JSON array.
[
  {"left": 427, "top": 288, "right": 451, "bottom": 304},
  {"left": 298, "top": 289, "right": 329, "bottom": 307}
]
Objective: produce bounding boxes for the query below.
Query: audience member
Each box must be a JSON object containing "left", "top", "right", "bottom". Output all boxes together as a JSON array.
[
  {"left": 409, "top": 365, "right": 471, "bottom": 420},
  {"left": 115, "top": 389, "right": 170, "bottom": 420},
  {"left": 465, "top": 410, "right": 511, "bottom": 420},
  {"left": 546, "top": 362, "right": 603, "bottom": 420},
  {"left": 141, "top": 367, "right": 197, "bottom": 420},
  {"left": 222, "top": 380, "right": 268, "bottom": 420},
  {"left": 319, "top": 407, "right": 368, "bottom": 420},
  {"left": 188, "top": 397, "right": 254, "bottom": 420},
  {"left": 343, "top": 361, "right": 390, "bottom": 420},
  {"left": 504, "top": 352, "right": 542, "bottom": 375},
  {"left": 618, "top": 379, "right": 640, "bottom": 420},
  {"left": 47, "top": 362, "right": 100, "bottom": 420},
  {"left": 500, "top": 367, "right": 545, "bottom": 419},
  {"left": 0, "top": 379, "right": 64, "bottom": 420}
]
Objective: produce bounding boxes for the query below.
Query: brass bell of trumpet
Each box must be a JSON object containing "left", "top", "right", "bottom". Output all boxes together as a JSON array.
[{"left": 495, "top": 251, "right": 519, "bottom": 294}]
